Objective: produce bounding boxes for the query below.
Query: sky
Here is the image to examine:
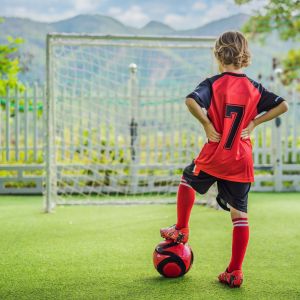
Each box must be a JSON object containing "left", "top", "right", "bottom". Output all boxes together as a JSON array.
[{"left": 0, "top": 0, "right": 266, "bottom": 29}]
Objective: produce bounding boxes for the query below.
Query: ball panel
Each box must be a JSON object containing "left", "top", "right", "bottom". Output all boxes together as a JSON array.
[
  {"left": 153, "top": 251, "right": 169, "bottom": 267},
  {"left": 156, "top": 256, "right": 186, "bottom": 278},
  {"left": 163, "top": 263, "right": 182, "bottom": 278}
]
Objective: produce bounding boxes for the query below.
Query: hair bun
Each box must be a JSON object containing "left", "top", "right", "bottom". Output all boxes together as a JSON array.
[{"left": 214, "top": 31, "right": 251, "bottom": 68}]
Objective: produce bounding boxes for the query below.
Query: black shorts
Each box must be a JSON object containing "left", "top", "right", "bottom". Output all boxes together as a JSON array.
[{"left": 182, "top": 161, "right": 251, "bottom": 213}]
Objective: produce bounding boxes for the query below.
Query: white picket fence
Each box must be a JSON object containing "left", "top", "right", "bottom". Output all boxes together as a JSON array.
[{"left": 0, "top": 82, "right": 299, "bottom": 194}]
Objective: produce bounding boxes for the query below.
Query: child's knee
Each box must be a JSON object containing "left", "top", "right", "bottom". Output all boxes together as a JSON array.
[{"left": 230, "top": 206, "right": 248, "bottom": 219}]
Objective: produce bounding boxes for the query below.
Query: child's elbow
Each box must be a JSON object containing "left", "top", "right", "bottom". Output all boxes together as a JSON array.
[
  {"left": 282, "top": 101, "right": 289, "bottom": 113},
  {"left": 185, "top": 97, "right": 194, "bottom": 107}
]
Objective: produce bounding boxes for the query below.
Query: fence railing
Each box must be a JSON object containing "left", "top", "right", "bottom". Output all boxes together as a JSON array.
[
  {"left": 0, "top": 83, "right": 299, "bottom": 194},
  {"left": 0, "top": 85, "right": 46, "bottom": 163}
]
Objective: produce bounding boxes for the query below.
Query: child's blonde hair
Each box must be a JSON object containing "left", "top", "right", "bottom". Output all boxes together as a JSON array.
[{"left": 214, "top": 31, "right": 251, "bottom": 69}]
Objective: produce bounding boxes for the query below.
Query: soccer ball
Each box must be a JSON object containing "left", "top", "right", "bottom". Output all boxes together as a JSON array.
[{"left": 153, "top": 240, "right": 194, "bottom": 278}]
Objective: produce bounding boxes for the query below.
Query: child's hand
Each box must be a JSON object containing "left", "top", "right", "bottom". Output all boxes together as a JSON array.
[
  {"left": 204, "top": 122, "right": 221, "bottom": 142},
  {"left": 241, "top": 120, "right": 256, "bottom": 140}
]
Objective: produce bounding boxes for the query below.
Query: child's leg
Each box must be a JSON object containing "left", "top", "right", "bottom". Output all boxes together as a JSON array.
[
  {"left": 160, "top": 162, "right": 215, "bottom": 243},
  {"left": 176, "top": 176, "right": 196, "bottom": 229},
  {"left": 228, "top": 206, "right": 249, "bottom": 272},
  {"left": 160, "top": 177, "right": 195, "bottom": 243}
]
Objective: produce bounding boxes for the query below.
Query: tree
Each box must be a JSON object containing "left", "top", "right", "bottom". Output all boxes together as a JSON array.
[
  {"left": 235, "top": 0, "right": 300, "bottom": 86},
  {"left": 0, "top": 18, "right": 24, "bottom": 95}
]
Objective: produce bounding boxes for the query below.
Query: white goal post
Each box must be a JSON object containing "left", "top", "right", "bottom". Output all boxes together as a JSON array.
[{"left": 45, "top": 33, "right": 217, "bottom": 212}]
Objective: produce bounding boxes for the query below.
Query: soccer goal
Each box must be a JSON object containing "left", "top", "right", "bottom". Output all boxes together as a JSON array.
[{"left": 45, "top": 33, "right": 217, "bottom": 212}]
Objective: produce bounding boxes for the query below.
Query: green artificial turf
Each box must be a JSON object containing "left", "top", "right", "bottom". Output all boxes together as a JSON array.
[{"left": 0, "top": 193, "right": 300, "bottom": 300}]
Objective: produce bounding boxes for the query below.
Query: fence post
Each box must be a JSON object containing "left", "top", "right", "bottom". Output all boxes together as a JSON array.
[
  {"left": 33, "top": 82, "right": 38, "bottom": 161},
  {"left": 273, "top": 67, "right": 283, "bottom": 192},
  {"left": 274, "top": 117, "right": 283, "bottom": 191},
  {"left": 14, "top": 86, "right": 20, "bottom": 161},
  {"left": 5, "top": 87, "right": 10, "bottom": 161},
  {"left": 128, "top": 63, "right": 139, "bottom": 194}
]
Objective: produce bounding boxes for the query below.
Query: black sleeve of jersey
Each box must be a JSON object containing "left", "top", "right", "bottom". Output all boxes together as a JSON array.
[
  {"left": 257, "top": 86, "right": 285, "bottom": 114},
  {"left": 186, "top": 79, "right": 212, "bottom": 110}
]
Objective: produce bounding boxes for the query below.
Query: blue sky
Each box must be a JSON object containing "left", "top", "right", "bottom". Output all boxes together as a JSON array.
[{"left": 0, "top": 0, "right": 265, "bottom": 29}]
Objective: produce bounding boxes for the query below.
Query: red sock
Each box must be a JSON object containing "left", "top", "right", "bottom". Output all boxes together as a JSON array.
[
  {"left": 228, "top": 218, "right": 249, "bottom": 272},
  {"left": 176, "top": 176, "right": 195, "bottom": 229}
]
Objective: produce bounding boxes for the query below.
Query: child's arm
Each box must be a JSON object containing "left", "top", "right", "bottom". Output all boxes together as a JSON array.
[
  {"left": 185, "top": 98, "right": 221, "bottom": 142},
  {"left": 241, "top": 100, "right": 289, "bottom": 139}
]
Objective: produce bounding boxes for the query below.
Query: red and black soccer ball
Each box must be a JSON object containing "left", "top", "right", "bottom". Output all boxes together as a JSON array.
[{"left": 153, "top": 240, "right": 194, "bottom": 278}]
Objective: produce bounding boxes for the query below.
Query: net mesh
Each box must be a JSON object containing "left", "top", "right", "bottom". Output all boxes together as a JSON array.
[{"left": 45, "top": 34, "right": 217, "bottom": 207}]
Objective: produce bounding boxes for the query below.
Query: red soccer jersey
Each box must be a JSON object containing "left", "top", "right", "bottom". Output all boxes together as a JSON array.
[{"left": 186, "top": 72, "right": 284, "bottom": 183}]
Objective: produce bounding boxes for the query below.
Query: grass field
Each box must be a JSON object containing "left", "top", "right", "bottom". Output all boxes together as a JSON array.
[{"left": 0, "top": 193, "right": 300, "bottom": 300}]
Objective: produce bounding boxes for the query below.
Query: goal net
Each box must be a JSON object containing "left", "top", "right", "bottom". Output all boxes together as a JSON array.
[{"left": 45, "top": 34, "right": 217, "bottom": 211}]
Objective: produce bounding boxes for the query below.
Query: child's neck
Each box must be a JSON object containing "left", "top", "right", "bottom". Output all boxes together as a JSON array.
[{"left": 221, "top": 66, "right": 244, "bottom": 74}]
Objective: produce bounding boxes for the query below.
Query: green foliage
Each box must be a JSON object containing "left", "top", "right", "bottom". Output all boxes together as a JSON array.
[
  {"left": 0, "top": 19, "right": 25, "bottom": 96},
  {"left": 235, "top": 0, "right": 300, "bottom": 85},
  {"left": 235, "top": 0, "right": 251, "bottom": 3},
  {"left": 282, "top": 49, "right": 300, "bottom": 87},
  {"left": 241, "top": 1, "right": 300, "bottom": 41},
  {"left": 0, "top": 98, "right": 44, "bottom": 116}
]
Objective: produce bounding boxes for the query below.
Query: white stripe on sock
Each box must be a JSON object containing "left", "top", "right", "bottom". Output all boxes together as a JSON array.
[
  {"left": 233, "top": 221, "right": 248, "bottom": 224},
  {"left": 234, "top": 224, "right": 249, "bottom": 227},
  {"left": 233, "top": 219, "right": 248, "bottom": 223}
]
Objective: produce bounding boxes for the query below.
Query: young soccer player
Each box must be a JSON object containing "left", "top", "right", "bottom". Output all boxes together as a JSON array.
[{"left": 160, "top": 31, "right": 289, "bottom": 288}]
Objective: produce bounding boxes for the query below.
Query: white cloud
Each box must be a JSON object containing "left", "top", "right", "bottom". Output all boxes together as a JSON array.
[
  {"left": 74, "top": 0, "right": 98, "bottom": 12},
  {"left": 192, "top": 1, "right": 207, "bottom": 11},
  {"left": 164, "top": 14, "right": 191, "bottom": 30},
  {"left": 225, "top": 0, "right": 267, "bottom": 14},
  {"left": 164, "top": 3, "right": 229, "bottom": 30},
  {"left": 2, "top": 0, "right": 101, "bottom": 22},
  {"left": 107, "top": 7, "right": 122, "bottom": 15},
  {"left": 199, "top": 3, "right": 230, "bottom": 25},
  {"left": 107, "top": 5, "right": 150, "bottom": 27},
  {"left": 3, "top": 6, "right": 77, "bottom": 22}
]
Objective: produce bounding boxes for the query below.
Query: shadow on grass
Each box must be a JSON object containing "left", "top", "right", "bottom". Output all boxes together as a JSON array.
[
  {"left": 143, "top": 275, "right": 190, "bottom": 284},
  {"left": 143, "top": 275, "right": 246, "bottom": 292}
]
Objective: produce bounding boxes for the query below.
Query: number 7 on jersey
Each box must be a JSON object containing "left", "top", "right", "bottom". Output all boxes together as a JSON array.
[{"left": 224, "top": 104, "right": 245, "bottom": 150}]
